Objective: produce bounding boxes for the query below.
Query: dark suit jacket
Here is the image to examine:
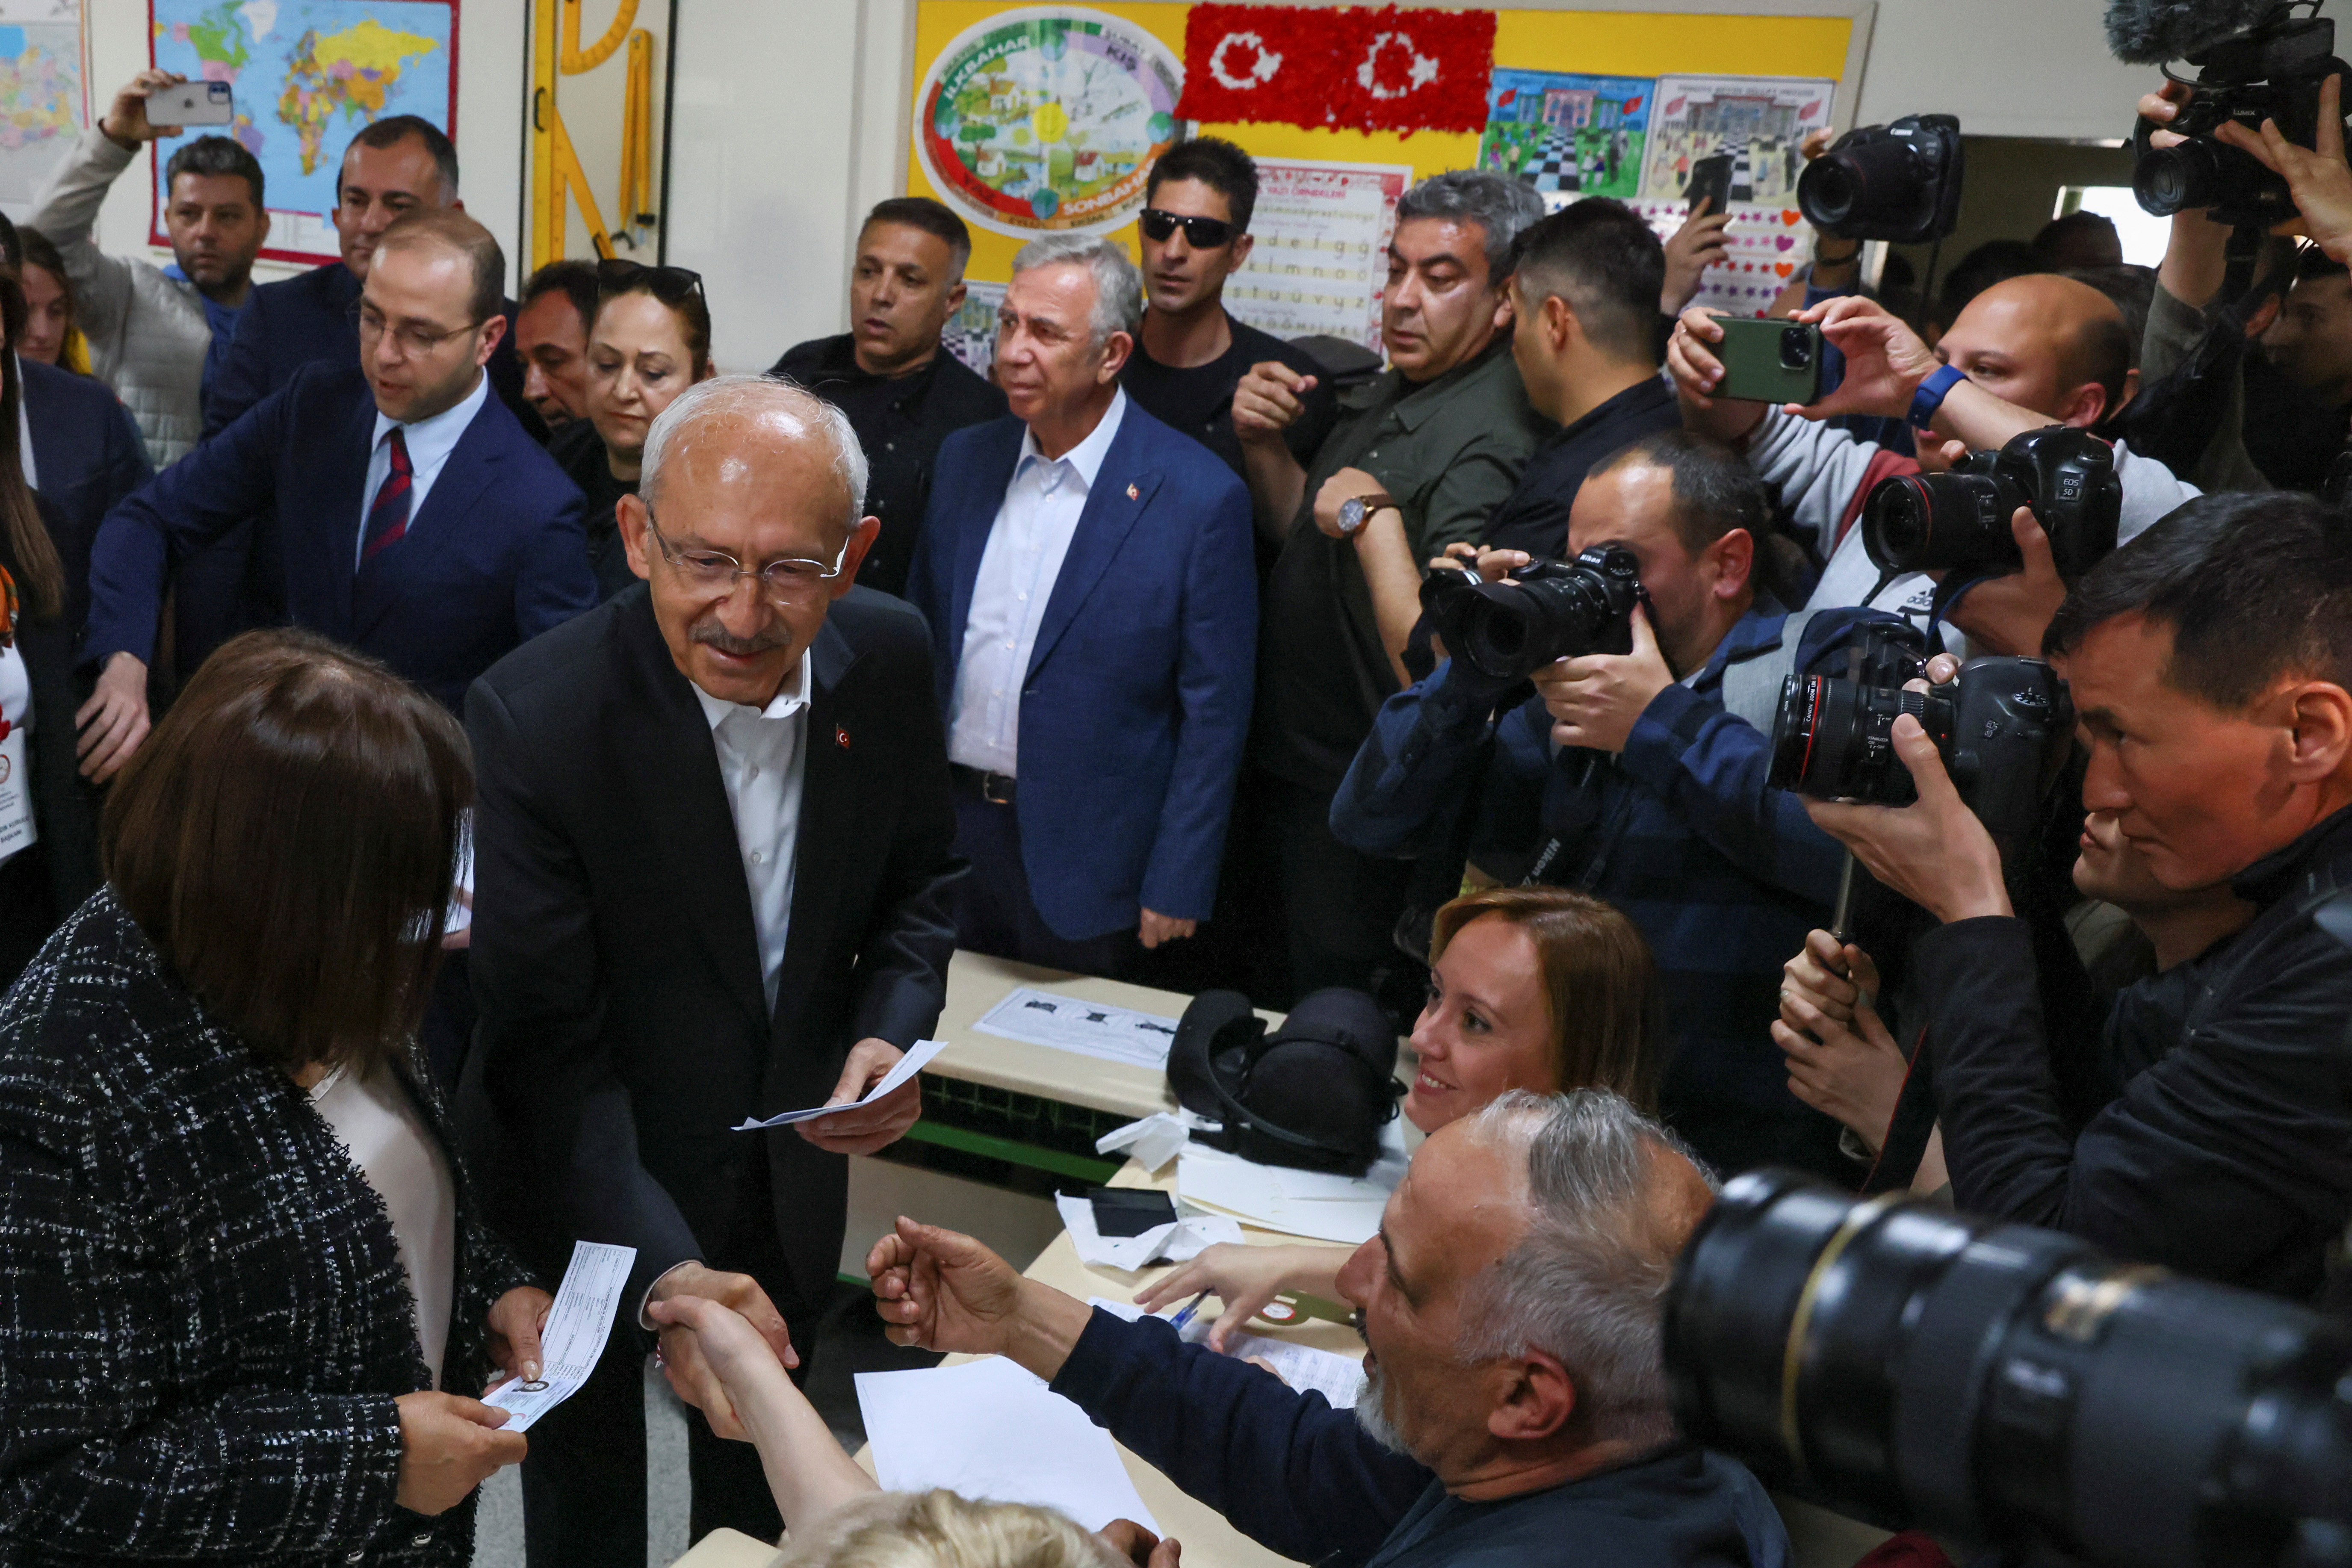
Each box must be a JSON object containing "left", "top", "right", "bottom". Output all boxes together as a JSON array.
[
  {"left": 456, "top": 585, "right": 965, "bottom": 1308},
  {"left": 84, "top": 363, "right": 596, "bottom": 709},
  {"left": 21, "top": 357, "right": 152, "bottom": 638},
  {"left": 0, "top": 496, "right": 100, "bottom": 983},
  {"left": 904, "top": 402, "right": 1256, "bottom": 939},
  {"left": 0, "top": 889, "right": 536, "bottom": 1566}
]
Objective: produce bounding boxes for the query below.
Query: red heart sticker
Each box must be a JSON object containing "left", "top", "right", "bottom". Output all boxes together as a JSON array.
[
  {"left": 1783, "top": 210, "right": 1802, "bottom": 225},
  {"left": 1775, "top": 262, "right": 1795, "bottom": 277}
]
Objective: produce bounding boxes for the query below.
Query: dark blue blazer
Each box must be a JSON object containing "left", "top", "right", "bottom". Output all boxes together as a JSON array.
[
  {"left": 86, "top": 361, "right": 596, "bottom": 709},
  {"left": 22, "top": 356, "right": 151, "bottom": 638},
  {"left": 905, "top": 401, "right": 1256, "bottom": 939}
]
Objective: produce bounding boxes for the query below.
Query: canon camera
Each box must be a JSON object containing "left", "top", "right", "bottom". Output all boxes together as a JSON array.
[
  {"left": 1422, "top": 544, "right": 1646, "bottom": 685},
  {"left": 1862, "top": 426, "right": 2123, "bottom": 582}
]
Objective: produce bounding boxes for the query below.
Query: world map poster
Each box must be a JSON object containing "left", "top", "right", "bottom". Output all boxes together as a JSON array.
[
  {"left": 0, "top": 0, "right": 87, "bottom": 211},
  {"left": 148, "top": 0, "right": 455, "bottom": 262}
]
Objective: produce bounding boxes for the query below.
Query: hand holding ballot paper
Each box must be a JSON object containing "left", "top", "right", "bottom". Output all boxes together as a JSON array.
[{"left": 735, "top": 1037, "right": 946, "bottom": 1153}]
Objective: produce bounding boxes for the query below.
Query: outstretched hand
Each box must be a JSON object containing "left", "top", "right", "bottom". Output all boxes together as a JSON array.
[
  {"left": 1788, "top": 296, "right": 1942, "bottom": 422},
  {"left": 2216, "top": 73, "right": 2352, "bottom": 264}
]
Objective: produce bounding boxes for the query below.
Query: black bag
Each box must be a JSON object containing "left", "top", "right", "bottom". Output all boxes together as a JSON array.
[{"left": 1168, "top": 987, "right": 1401, "bottom": 1176}]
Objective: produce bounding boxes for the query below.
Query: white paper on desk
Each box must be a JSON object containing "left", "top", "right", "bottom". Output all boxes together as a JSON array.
[
  {"left": 1089, "top": 1298, "right": 1363, "bottom": 1409},
  {"left": 1094, "top": 1111, "right": 1192, "bottom": 1173},
  {"left": 732, "top": 1039, "right": 947, "bottom": 1130},
  {"left": 856, "top": 1355, "right": 1160, "bottom": 1533},
  {"left": 482, "top": 1240, "right": 636, "bottom": 1432},
  {"left": 1175, "top": 1131, "right": 1407, "bottom": 1246},
  {"left": 1055, "top": 1193, "right": 1245, "bottom": 1270},
  {"left": 973, "top": 986, "right": 1180, "bottom": 1069}
]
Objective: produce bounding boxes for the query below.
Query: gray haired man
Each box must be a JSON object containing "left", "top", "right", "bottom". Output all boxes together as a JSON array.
[{"left": 859, "top": 1090, "right": 1792, "bottom": 1568}]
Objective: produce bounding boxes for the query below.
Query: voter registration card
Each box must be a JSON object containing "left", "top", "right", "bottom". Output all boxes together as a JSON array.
[{"left": 482, "top": 1240, "right": 636, "bottom": 1432}]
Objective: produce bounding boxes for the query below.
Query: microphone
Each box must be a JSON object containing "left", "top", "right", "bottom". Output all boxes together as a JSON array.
[{"left": 2104, "top": 0, "right": 2300, "bottom": 63}]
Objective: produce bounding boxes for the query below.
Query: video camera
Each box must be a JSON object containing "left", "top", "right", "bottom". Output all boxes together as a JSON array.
[
  {"left": 2131, "top": 1, "right": 2352, "bottom": 228},
  {"left": 1797, "top": 113, "right": 1966, "bottom": 245},
  {"left": 1862, "top": 426, "right": 2124, "bottom": 583},
  {"left": 1767, "top": 625, "right": 2074, "bottom": 858},
  {"left": 1421, "top": 543, "right": 1646, "bottom": 685},
  {"left": 1666, "top": 1171, "right": 2352, "bottom": 1568}
]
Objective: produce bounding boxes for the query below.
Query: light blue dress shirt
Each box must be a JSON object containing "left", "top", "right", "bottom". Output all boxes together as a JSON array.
[
  {"left": 947, "top": 388, "right": 1128, "bottom": 777},
  {"left": 355, "top": 370, "right": 491, "bottom": 568}
]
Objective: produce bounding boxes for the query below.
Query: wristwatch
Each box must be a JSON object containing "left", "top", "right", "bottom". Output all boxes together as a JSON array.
[{"left": 1336, "top": 492, "right": 1397, "bottom": 535}]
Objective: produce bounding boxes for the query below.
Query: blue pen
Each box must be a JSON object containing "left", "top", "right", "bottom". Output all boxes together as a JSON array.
[{"left": 1167, "top": 1290, "right": 1211, "bottom": 1334}]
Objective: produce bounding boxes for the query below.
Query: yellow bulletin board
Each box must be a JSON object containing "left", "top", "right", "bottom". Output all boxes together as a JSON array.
[{"left": 906, "top": 1, "right": 1864, "bottom": 287}]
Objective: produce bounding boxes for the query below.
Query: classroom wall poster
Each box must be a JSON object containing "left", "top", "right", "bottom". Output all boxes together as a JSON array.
[
  {"left": 1634, "top": 74, "right": 1835, "bottom": 319},
  {"left": 0, "top": 0, "right": 83, "bottom": 213},
  {"left": 944, "top": 279, "right": 1006, "bottom": 375},
  {"left": 1222, "top": 157, "right": 1407, "bottom": 354},
  {"left": 1479, "top": 69, "right": 1646, "bottom": 204}
]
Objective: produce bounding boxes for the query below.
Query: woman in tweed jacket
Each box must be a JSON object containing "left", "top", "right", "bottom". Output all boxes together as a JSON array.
[{"left": 0, "top": 629, "right": 550, "bottom": 1566}]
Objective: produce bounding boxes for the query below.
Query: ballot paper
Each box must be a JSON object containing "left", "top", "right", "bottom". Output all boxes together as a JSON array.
[
  {"left": 1090, "top": 1298, "right": 1363, "bottom": 1409},
  {"left": 1055, "top": 1193, "right": 1246, "bottom": 1270},
  {"left": 1175, "top": 1122, "right": 1409, "bottom": 1245},
  {"left": 856, "top": 1355, "right": 1160, "bottom": 1533},
  {"left": 972, "top": 987, "right": 1181, "bottom": 1068},
  {"left": 482, "top": 1240, "right": 636, "bottom": 1432},
  {"left": 732, "top": 1039, "right": 947, "bottom": 1130}
]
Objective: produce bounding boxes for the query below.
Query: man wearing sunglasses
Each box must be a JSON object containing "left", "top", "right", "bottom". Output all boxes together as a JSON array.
[
  {"left": 76, "top": 208, "right": 596, "bottom": 784},
  {"left": 459, "top": 375, "right": 963, "bottom": 1568},
  {"left": 1120, "top": 138, "right": 1338, "bottom": 488}
]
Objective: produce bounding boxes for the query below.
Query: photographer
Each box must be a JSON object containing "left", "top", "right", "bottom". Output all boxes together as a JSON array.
[
  {"left": 1331, "top": 428, "right": 1902, "bottom": 1180},
  {"left": 1801, "top": 491, "right": 2352, "bottom": 1297},
  {"left": 1668, "top": 274, "right": 2199, "bottom": 657}
]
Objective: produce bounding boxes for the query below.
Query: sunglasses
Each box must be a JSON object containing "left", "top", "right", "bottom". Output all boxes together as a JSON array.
[
  {"left": 1139, "top": 209, "right": 1237, "bottom": 249},
  {"left": 596, "top": 257, "right": 706, "bottom": 303}
]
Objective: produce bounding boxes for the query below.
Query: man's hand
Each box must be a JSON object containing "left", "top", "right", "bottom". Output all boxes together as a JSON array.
[
  {"left": 1098, "top": 1518, "right": 1182, "bottom": 1568},
  {"left": 1782, "top": 928, "right": 1882, "bottom": 1031},
  {"left": 1661, "top": 201, "right": 1733, "bottom": 316},
  {"left": 1666, "top": 307, "right": 1772, "bottom": 438},
  {"left": 482, "top": 1286, "right": 552, "bottom": 1391},
  {"left": 101, "top": 69, "right": 188, "bottom": 146},
  {"left": 1139, "top": 909, "right": 1196, "bottom": 949},
  {"left": 1792, "top": 295, "right": 1942, "bottom": 421},
  {"left": 1802, "top": 715, "right": 2012, "bottom": 924},
  {"left": 2217, "top": 73, "right": 2352, "bottom": 265},
  {"left": 868, "top": 1215, "right": 1093, "bottom": 1378},
  {"left": 648, "top": 1263, "right": 797, "bottom": 1442},
  {"left": 1312, "top": 466, "right": 1386, "bottom": 540},
  {"left": 1531, "top": 605, "right": 1674, "bottom": 755},
  {"left": 1232, "top": 361, "right": 1317, "bottom": 444},
  {"left": 645, "top": 1293, "right": 795, "bottom": 1430},
  {"left": 75, "top": 652, "right": 150, "bottom": 782},
  {"left": 798, "top": 1037, "right": 921, "bottom": 1155},
  {"left": 1942, "top": 506, "right": 2067, "bottom": 657},
  {"left": 394, "top": 1391, "right": 526, "bottom": 1517}
]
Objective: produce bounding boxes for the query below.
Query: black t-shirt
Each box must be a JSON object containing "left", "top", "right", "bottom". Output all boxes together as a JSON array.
[
  {"left": 1120, "top": 310, "right": 1340, "bottom": 481},
  {"left": 549, "top": 418, "right": 638, "bottom": 603}
]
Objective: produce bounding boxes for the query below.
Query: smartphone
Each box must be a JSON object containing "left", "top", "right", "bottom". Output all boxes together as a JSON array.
[
  {"left": 1712, "top": 317, "right": 1827, "bottom": 405},
  {"left": 1686, "top": 153, "right": 1734, "bottom": 217},
  {"left": 148, "top": 80, "right": 235, "bottom": 127}
]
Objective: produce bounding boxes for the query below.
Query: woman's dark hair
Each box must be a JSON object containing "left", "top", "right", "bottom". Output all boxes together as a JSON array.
[
  {"left": 1429, "top": 886, "right": 1663, "bottom": 1113},
  {"left": 0, "top": 271, "right": 59, "bottom": 620},
  {"left": 594, "top": 260, "right": 712, "bottom": 378},
  {"left": 102, "top": 630, "right": 473, "bottom": 1077},
  {"left": 19, "top": 228, "right": 75, "bottom": 336}
]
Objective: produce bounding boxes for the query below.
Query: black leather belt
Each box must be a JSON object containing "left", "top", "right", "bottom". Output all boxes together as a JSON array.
[{"left": 951, "top": 764, "right": 1017, "bottom": 804}]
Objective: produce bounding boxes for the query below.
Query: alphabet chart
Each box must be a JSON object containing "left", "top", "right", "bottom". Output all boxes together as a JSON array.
[{"left": 1223, "top": 157, "right": 1411, "bottom": 354}]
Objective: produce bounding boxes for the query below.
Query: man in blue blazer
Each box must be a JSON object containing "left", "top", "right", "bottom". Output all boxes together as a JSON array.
[
  {"left": 76, "top": 207, "right": 595, "bottom": 780},
  {"left": 906, "top": 233, "right": 1256, "bottom": 977},
  {"left": 21, "top": 354, "right": 151, "bottom": 637}
]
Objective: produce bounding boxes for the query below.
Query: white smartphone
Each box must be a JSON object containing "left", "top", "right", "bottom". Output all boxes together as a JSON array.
[{"left": 148, "top": 80, "right": 234, "bottom": 127}]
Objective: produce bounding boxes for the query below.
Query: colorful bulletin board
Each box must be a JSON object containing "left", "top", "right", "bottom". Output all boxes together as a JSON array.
[{"left": 908, "top": 0, "right": 1861, "bottom": 357}]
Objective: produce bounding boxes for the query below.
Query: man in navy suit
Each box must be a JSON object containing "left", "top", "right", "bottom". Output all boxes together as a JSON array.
[
  {"left": 75, "top": 206, "right": 595, "bottom": 781},
  {"left": 906, "top": 233, "right": 1256, "bottom": 977},
  {"left": 21, "top": 355, "right": 151, "bottom": 637}
]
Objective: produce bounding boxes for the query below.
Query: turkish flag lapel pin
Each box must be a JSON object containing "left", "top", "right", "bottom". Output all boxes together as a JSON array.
[{"left": 835, "top": 726, "right": 851, "bottom": 750}]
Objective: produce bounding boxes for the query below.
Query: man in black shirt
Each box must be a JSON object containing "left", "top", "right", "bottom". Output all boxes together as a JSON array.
[
  {"left": 1120, "top": 137, "right": 1337, "bottom": 490},
  {"left": 771, "top": 197, "right": 1006, "bottom": 596}
]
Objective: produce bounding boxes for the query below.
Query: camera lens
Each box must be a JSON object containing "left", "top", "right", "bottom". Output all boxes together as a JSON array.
[
  {"left": 1862, "top": 471, "right": 2020, "bottom": 575},
  {"left": 1767, "top": 674, "right": 1952, "bottom": 804},
  {"left": 2133, "top": 140, "right": 2221, "bottom": 217},
  {"left": 1456, "top": 551, "right": 1643, "bottom": 683},
  {"left": 1779, "top": 327, "right": 1815, "bottom": 371},
  {"left": 1797, "top": 157, "right": 1862, "bottom": 229}
]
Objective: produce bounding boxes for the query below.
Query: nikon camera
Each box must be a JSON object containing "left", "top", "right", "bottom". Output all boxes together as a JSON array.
[
  {"left": 1862, "top": 426, "right": 2122, "bottom": 582},
  {"left": 1421, "top": 543, "right": 1646, "bottom": 685}
]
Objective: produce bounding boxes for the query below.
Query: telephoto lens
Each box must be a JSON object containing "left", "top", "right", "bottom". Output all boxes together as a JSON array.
[
  {"left": 1862, "top": 467, "right": 2018, "bottom": 576},
  {"left": 1452, "top": 544, "right": 1646, "bottom": 684},
  {"left": 1666, "top": 1171, "right": 2352, "bottom": 1568},
  {"left": 1767, "top": 673, "right": 1956, "bottom": 806}
]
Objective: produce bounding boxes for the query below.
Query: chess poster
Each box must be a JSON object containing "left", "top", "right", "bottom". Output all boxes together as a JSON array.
[
  {"left": 1636, "top": 74, "right": 1834, "bottom": 206},
  {"left": 1223, "top": 157, "right": 1410, "bottom": 354},
  {"left": 1478, "top": 70, "right": 1648, "bottom": 205}
]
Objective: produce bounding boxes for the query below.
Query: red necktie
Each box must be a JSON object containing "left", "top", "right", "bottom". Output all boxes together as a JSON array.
[{"left": 361, "top": 428, "right": 413, "bottom": 564}]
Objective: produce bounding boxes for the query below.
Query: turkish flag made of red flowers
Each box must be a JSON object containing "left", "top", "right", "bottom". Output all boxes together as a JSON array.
[{"left": 1177, "top": 3, "right": 1496, "bottom": 136}]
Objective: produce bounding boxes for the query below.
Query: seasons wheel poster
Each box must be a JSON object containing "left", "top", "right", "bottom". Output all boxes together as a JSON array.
[{"left": 916, "top": 6, "right": 1183, "bottom": 239}]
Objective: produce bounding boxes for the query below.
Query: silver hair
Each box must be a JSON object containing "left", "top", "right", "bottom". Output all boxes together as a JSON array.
[
  {"left": 639, "top": 374, "right": 869, "bottom": 535},
  {"left": 1396, "top": 169, "right": 1546, "bottom": 279},
  {"left": 1451, "top": 1089, "right": 1718, "bottom": 1453},
  {"left": 1010, "top": 232, "right": 1143, "bottom": 346}
]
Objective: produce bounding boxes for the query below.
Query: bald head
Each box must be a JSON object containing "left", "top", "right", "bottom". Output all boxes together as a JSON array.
[
  {"left": 640, "top": 375, "right": 867, "bottom": 533},
  {"left": 1941, "top": 273, "right": 2132, "bottom": 428}
]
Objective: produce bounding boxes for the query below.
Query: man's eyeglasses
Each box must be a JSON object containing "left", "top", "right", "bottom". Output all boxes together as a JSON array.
[
  {"left": 1139, "top": 210, "right": 1237, "bottom": 249},
  {"left": 597, "top": 257, "right": 706, "bottom": 305},
  {"left": 644, "top": 508, "right": 848, "bottom": 605},
  {"left": 349, "top": 299, "right": 482, "bottom": 357}
]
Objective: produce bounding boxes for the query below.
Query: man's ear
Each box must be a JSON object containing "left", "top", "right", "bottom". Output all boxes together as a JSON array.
[
  {"left": 2246, "top": 292, "right": 2284, "bottom": 340},
  {"left": 833, "top": 515, "right": 883, "bottom": 598},
  {"left": 1492, "top": 278, "right": 1518, "bottom": 334},
  {"left": 618, "top": 492, "right": 654, "bottom": 582},
  {"left": 2057, "top": 380, "right": 2110, "bottom": 430},
  {"left": 1229, "top": 231, "right": 1256, "bottom": 271},
  {"left": 475, "top": 313, "right": 508, "bottom": 368},
  {"left": 946, "top": 278, "right": 968, "bottom": 316},
  {"left": 1708, "top": 526, "right": 1756, "bottom": 601},
  {"left": 2284, "top": 679, "right": 2352, "bottom": 785},
  {"left": 1486, "top": 1351, "right": 1577, "bottom": 1444},
  {"left": 1099, "top": 328, "right": 1134, "bottom": 383}
]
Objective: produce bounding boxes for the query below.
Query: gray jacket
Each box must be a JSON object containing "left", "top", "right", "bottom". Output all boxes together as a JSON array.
[{"left": 26, "top": 125, "right": 210, "bottom": 467}]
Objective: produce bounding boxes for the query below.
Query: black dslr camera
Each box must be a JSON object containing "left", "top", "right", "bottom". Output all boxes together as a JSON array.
[
  {"left": 1767, "top": 626, "right": 2074, "bottom": 856},
  {"left": 1422, "top": 544, "right": 1646, "bottom": 685},
  {"left": 2133, "top": 3, "right": 2352, "bottom": 227},
  {"left": 1862, "top": 426, "right": 2123, "bottom": 582},
  {"left": 1797, "top": 113, "right": 1965, "bottom": 244}
]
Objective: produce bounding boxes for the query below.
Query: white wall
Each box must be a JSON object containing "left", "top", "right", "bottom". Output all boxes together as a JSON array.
[{"left": 71, "top": 0, "right": 2154, "bottom": 360}]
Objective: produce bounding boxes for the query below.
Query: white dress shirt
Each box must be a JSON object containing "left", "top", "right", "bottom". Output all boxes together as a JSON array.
[
  {"left": 947, "top": 389, "right": 1129, "bottom": 777},
  {"left": 691, "top": 650, "right": 814, "bottom": 1012},
  {"left": 310, "top": 1063, "right": 458, "bottom": 1388},
  {"left": 355, "top": 371, "right": 491, "bottom": 568}
]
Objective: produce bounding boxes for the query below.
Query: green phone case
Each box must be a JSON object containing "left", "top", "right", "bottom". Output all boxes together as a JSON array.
[{"left": 1712, "top": 317, "right": 1828, "bottom": 405}]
